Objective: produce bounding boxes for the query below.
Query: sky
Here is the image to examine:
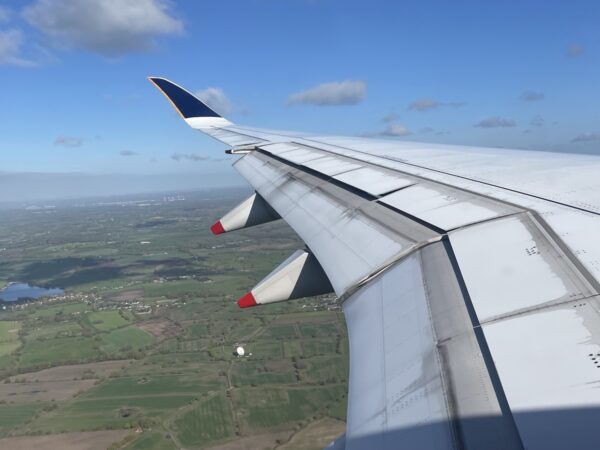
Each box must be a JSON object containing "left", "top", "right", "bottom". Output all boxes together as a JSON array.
[{"left": 1, "top": 0, "right": 599, "bottom": 201}]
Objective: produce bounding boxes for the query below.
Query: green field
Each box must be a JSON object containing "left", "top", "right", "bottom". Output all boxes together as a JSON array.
[
  {"left": 18, "top": 336, "right": 98, "bottom": 367},
  {"left": 231, "top": 360, "right": 297, "bottom": 387},
  {"left": 85, "top": 374, "right": 220, "bottom": 399},
  {"left": 32, "top": 302, "right": 90, "bottom": 319},
  {"left": 0, "top": 321, "right": 21, "bottom": 357},
  {"left": 172, "top": 393, "right": 234, "bottom": 447},
  {"left": 0, "top": 321, "right": 20, "bottom": 341},
  {"left": 0, "top": 189, "right": 348, "bottom": 447},
  {"left": 283, "top": 340, "right": 303, "bottom": 357},
  {"left": 0, "top": 403, "right": 50, "bottom": 435},
  {"left": 236, "top": 385, "right": 346, "bottom": 430},
  {"left": 26, "top": 321, "right": 82, "bottom": 340},
  {"left": 302, "top": 355, "right": 348, "bottom": 383},
  {"left": 0, "top": 341, "right": 21, "bottom": 357},
  {"left": 87, "top": 310, "right": 130, "bottom": 331},
  {"left": 303, "top": 339, "right": 338, "bottom": 357},
  {"left": 264, "top": 324, "right": 298, "bottom": 339},
  {"left": 300, "top": 322, "right": 339, "bottom": 338},
  {"left": 185, "top": 322, "right": 208, "bottom": 338},
  {"left": 99, "top": 326, "right": 154, "bottom": 354}
]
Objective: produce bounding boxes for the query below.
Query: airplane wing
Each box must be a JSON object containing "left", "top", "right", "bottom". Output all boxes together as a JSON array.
[{"left": 149, "top": 78, "right": 600, "bottom": 450}]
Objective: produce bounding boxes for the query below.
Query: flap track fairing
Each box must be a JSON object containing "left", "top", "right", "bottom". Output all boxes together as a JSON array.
[{"left": 237, "top": 249, "right": 334, "bottom": 308}]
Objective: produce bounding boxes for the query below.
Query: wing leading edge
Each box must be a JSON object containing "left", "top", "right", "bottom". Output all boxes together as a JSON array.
[{"left": 149, "top": 78, "right": 600, "bottom": 450}]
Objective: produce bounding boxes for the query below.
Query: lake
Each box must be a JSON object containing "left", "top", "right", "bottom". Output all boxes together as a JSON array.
[{"left": 0, "top": 283, "right": 64, "bottom": 302}]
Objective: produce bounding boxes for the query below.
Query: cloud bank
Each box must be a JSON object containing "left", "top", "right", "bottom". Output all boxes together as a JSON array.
[
  {"left": 380, "top": 123, "right": 412, "bottom": 136},
  {"left": 520, "top": 90, "right": 545, "bottom": 102},
  {"left": 407, "top": 98, "right": 464, "bottom": 112},
  {"left": 23, "top": 0, "right": 183, "bottom": 56},
  {"left": 475, "top": 117, "right": 516, "bottom": 128},
  {"left": 408, "top": 98, "right": 439, "bottom": 111},
  {"left": 287, "top": 80, "right": 367, "bottom": 106},
  {"left": 54, "top": 135, "right": 83, "bottom": 147},
  {"left": 571, "top": 132, "right": 600, "bottom": 143},
  {"left": 171, "top": 153, "right": 210, "bottom": 162},
  {"left": 0, "top": 29, "right": 35, "bottom": 66},
  {"left": 195, "top": 87, "right": 231, "bottom": 115}
]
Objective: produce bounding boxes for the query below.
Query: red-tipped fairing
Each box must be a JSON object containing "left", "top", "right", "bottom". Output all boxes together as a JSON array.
[
  {"left": 236, "top": 250, "right": 333, "bottom": 308},
  {"left": 209, "top": 192, "right": 279, "bottom": 235},
  {"left": 237, "top": 292, "right": 257, "bottom": 308},
  {"left": 210, "top": 220, "right": 225, "bottom": 235}
]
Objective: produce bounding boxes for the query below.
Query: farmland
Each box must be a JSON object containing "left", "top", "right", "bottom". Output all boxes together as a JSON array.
[{"left": 0, "top": 189, "right": 348, "bottom": 449}]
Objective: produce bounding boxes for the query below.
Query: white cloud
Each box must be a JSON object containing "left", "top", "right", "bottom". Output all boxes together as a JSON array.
[
  {"left": 408, "top": 98, "right": 464, "bottom": 112},
  {"left": 23, "top": 0, "right": 183, "bottom": 56},
  {"left": 408, "top": 98, "right": 439, "bottom": 111},
  {"left": 520, "top": 90, "right": 545, "bottom": 102},
  {"left": 54, "top": 135, "right": 83, "bottom": 147},
  {"left": 195, "top": 87, "right": 231, "bottom": 115},
  {"left": 379, "top": 123, "right": 412, "bottom": 137},
  {"left": 171, "top": 153, "right": 209, "bottom": 162},
  {"left": 120, "top": 150, "right": 137, "bottom": 156},
  {"left": 474, "top": 116, "right": 516, "bottom": 128},
  {"left": 571, "top": 132, "right": 600, "bottom": 143},
  {"left": 0, "top": 29, "right": 35, "bottom": 66},
  {"left": 287, "top": 80, "right": 366, "bottom": 106}
]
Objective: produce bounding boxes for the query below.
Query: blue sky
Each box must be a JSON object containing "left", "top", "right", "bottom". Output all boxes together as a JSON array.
[{"left": 1, "top": 0, "right": 599, "bottom": 200}]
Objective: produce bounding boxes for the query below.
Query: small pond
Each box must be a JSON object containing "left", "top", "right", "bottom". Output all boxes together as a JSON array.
[{"left": 0, "top": 283, "right": 64, "bottom": 302}]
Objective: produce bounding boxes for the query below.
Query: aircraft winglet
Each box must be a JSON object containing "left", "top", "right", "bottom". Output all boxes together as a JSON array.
[{"left": 148, "top": 77, "right": 232, "bottom": 128}]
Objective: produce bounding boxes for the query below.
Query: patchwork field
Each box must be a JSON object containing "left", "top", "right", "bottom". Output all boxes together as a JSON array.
[
  {"left": 0, "top": 430, "right": 132, "bottom": 450},
  {"left": 0, "top": 189, "right": 348, "bottom": 448},
  {"left": 172, "top": 393, "right": 234, "bottom": 448},
  {"left": 8, "top": 360, "right": 132, "bottom": 382},
  {"left": 0, "top": 379, "right": 97, "bottom": 403},
  {"left": 99, "top": 326, "right": 154, "bottom": 354},
  {"left": 87, "top": 310, "right": 130, "bottom": 331},
  {"left": 0, "top": 321, "right": 20, "bottom": 341},
  {"left": 0, "top": 321, "right": 21, "bottom": 356}
]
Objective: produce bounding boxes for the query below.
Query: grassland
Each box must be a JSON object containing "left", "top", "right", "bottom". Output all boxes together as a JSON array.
[
  {"left": 18, "top": 336, "right": 99, "bottom": 367},
  {"left": 0, "top": 321, "right": 20, "bottom": 340},
  {"left": 0, "top": 403, "right": 51, "bottom": 435},
  {"left": 0, "top": 340, "right": 22, "bottom": 357},
  {"left": 87, "top": 310, "right": 130, "bottom": 331},
  {"left": 0, "top": 321, "right": 21, "bottom": 356},
  {"left": 0, "top": 189, "right": 348, "bottom": 449},
  {"left": 172, "top": 394, "right": 234, "bottom": 447},
  {"left": 99, "top": 326, "right": 154, "bottom": 354},
  {"left": 25, "top": 321, "right": 82, "bottom": 340}
]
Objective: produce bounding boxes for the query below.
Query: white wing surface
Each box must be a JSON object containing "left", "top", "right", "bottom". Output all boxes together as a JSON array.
[{"left": 150, "top": 78, "right": 600, "bottom": 450}]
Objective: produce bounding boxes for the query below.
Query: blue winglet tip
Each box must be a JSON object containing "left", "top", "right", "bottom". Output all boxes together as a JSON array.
[{"left": 148, "top": 76, "right": 221, "bottom": 119}]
